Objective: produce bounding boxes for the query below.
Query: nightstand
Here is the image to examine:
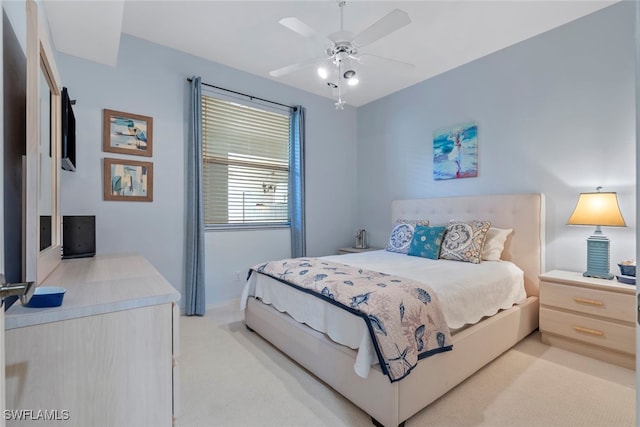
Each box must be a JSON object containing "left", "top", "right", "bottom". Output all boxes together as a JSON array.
[
  {"left": 539, "top": 270, "right": 636, "bottom": 370},
  {"left": 338, "top": 247, "right": 382, "bottom": 255}
]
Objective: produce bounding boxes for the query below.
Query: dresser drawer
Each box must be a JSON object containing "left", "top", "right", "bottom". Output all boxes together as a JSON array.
[
  {"left": 540, "top": 307, "right": 635, "bottom": 355},
  {"left": 540, "top": 281, "right": 635, "bottom": 323}
]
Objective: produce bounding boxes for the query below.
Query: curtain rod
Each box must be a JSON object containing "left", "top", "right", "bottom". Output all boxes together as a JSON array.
[{"left": 187, "top": 78, "right": 295, "bottom": 110}]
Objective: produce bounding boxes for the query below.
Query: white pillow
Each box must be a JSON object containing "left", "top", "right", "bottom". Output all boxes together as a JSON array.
[{"left": 481, "top": 227, "right": 513, "bottom": 261}]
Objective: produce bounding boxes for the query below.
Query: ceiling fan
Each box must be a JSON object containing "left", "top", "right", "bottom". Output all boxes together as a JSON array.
[{"left": 269, "top": 1, "right": 414, "bottom": 109}]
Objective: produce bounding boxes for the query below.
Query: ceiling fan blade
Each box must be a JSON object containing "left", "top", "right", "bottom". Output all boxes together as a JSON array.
[
  {"left": 357, "top": 54, "right": 415, "bottom": 75},
  {"left": 269, "top": 56, "right": 326, "bottom": 78},
  {"left": 279, "top": 17, "right": 330, "bottom": 46},
  {"left": 352, "top": 9, "right": 410, "bottom": 48}
]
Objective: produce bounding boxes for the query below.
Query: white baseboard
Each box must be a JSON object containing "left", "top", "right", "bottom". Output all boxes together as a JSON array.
[
  {"left": 206, "top": 298, "right": 241, "bottom": 313},
  {"left": 204, "top": 298, "right": 244, "bottom": 324},
  {"left": 178, "top": 298, "right": 242, "bottom": 316}
]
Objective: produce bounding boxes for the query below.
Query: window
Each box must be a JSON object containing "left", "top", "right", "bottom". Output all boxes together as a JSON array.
[{"left": 201, "top": 94, "right": 291, "bottom": 227}]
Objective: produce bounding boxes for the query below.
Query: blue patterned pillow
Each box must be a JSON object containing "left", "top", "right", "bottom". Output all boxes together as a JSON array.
[
  {"left": 408, "top": 225, "right": 447, "bottom": 259},
  {"left": 385, "top": 220, "right": 429, "bottom": 254}
]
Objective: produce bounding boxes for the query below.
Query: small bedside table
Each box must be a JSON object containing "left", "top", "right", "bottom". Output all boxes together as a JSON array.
[
  {"left": 539, "top": 270, "right": 636, "bottom": 370},
  {"left": 338, "top": 247, "right": 381, "bottom": 255}
]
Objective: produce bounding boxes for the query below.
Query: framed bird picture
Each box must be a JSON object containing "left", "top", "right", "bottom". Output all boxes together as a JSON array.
[{"left": 103, "top": 109, "right": 153, "bottom": 157}]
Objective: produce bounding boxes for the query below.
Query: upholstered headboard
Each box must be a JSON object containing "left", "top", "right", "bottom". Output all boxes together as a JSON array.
[{"left": 391, "top": 193, "right": 545, "bottom": 297}]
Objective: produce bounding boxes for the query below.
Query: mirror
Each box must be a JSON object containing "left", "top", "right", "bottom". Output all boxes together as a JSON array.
[
  {"left": 26, "top": 0, "right": 62, "bottom": 285},
  {"left": 39, "top": 66, "right": 53, "bottom": 252}
]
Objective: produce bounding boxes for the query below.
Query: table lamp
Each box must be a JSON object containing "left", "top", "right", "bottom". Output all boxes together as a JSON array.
[{"left": 567, "top": 187, "right": 626, "bottom": 279}]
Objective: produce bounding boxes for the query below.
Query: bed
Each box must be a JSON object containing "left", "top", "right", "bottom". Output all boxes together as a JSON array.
[{"left": 242, "top": 193, "right": 544, "bottom": 427}]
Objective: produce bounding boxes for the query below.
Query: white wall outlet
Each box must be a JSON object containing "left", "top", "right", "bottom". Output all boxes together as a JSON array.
[{"left": 235, "top": 271, "right": 242, "bottom": 281}]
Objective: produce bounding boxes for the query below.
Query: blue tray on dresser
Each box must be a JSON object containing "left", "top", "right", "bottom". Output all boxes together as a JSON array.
[{"left": 616, "top": 275, "right": 636, "bottom": 285}]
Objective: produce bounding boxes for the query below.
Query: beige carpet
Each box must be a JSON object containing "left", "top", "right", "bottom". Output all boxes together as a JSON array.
[{"left": 178, "top": 311, "right": 636, "bottom": 427}]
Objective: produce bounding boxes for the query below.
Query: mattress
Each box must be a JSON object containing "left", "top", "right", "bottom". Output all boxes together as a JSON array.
[{"left": 241, "top": 250, "right": 526, "bottom": 378}]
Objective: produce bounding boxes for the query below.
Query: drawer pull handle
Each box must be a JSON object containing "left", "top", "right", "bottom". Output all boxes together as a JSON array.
[
  {"left": 573, "top": 325, "right": 604, "bottom": 336},
  {"left": 573, "top": 297, "right": 604, "bottom": 306}
]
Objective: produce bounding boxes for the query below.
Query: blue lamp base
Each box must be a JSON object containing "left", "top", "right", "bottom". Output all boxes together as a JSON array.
[{"left": 583, "top": 229, "right": 614, "bottom": 280}]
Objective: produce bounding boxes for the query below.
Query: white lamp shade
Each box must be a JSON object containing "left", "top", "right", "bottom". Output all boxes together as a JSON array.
[{"left": 567, "top": 192, "right": 626, "bottom": 227}]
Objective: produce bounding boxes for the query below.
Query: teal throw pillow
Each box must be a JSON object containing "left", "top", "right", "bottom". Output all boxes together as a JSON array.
[{"left": 408, "top": 225, "right": 447, "bottom": 259}]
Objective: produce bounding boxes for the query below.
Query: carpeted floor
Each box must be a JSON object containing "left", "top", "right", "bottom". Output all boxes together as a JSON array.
[{"left": 178, "top": 310, "right": 636, "bottom": 427}]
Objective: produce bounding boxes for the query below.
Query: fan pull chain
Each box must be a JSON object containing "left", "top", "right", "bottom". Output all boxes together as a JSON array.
[{"left": 335, "top": 58, "right": 345, "bottom": 110}]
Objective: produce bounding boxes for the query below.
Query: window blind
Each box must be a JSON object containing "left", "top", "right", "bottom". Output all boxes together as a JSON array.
[{"left": 201, "top": 95, "right": 291, "bottom": 226}]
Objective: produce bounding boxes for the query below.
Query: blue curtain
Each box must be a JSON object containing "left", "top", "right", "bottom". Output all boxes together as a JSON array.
[
  {"left": 290, "top": 106, "right": 306, "bottom": 257},
  {"left": 185, "top": 76, "right": 205, "bottom": 315}
]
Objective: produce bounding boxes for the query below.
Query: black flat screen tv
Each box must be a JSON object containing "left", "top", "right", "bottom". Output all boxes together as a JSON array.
[{"left": 61, "top": 87, "right": 76, "bottom": 171}]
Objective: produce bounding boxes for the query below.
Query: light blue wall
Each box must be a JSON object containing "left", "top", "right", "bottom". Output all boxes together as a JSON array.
[
  {"left": 57, "top": 34, "right": 358, "bottom": 308},
  {"left": 3, "top": 1, "right": 25, "bottom": 54},
  {"left": 357, "top": 2, "right": 636, "bottom": 274},
  {"left": 55, "top": 2, "right": 635, "bottom": 308}
]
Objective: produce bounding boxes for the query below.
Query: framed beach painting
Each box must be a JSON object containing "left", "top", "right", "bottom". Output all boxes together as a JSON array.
[
  {"left": 433, "top": 121, "right": 478, "bottom": 181},
  {"left": 103, "top": 109, "right": 153, "bottom": 157},
  {"left": 103, "top": 158, "right": 153, "bottom": 202}
]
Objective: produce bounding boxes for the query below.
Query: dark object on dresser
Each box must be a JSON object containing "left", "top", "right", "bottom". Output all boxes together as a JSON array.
[{"left": 62, "top": 215, "right": 95, "bottom": 259}]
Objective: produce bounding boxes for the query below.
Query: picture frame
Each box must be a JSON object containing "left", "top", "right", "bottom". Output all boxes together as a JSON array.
[
  {"left": 103, "top": 157, "right": 153, "bottom": 202},
  {"left": 103, "top": 109, "right": 153, "bottom": 157},
  {"left": 433, "top": 121, "right": 478, "bottom": 181}
]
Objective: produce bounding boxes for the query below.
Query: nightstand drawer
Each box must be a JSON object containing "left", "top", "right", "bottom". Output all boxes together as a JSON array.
[
  {"left": 540, "top": 307, "right": 635, "bottom": 355},
  {"left": 540, "top": 281, "right": 635, "bottom": 323}
]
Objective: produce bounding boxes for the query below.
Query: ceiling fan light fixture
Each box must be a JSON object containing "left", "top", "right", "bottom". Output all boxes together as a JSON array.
[
  {"left": 317, "top": 66, "right": 328, "bottom": 79},
  {"left": 270, "top": 1, "right": 413, "bottom": 110}
]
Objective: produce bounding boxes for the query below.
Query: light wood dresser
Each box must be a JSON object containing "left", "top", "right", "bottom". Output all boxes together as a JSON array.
[
  {"left": 539, "top": 269, "right": 635, "bottom": 370},
  {"left": 4, "top": 253, "right": 181, "bottom": 426}
]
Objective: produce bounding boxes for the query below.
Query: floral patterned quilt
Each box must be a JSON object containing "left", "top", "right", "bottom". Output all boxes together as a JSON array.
[{"left": 250, "top": 257, "right": 453, "bottom": 382}]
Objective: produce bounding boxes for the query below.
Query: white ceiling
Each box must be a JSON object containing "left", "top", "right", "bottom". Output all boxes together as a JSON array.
[{"left": 43, "top": 0, "right": 618, "bottom": 107}]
